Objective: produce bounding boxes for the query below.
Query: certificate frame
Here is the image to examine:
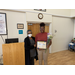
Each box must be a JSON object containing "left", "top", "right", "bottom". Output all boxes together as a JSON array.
[
  {"left": 17, "top": 23, "right": 24, "bottom": 29},
  {"left": 37, "top": 41, "right": 47, "bottom": 50},
  {"left": 0, "top": 13, "right": 7, "bottom": 35}
]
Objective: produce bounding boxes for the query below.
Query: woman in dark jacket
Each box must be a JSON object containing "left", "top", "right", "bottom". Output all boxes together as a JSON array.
[{"left": 24, "top": 30, "right": 38, "bottom": 65}]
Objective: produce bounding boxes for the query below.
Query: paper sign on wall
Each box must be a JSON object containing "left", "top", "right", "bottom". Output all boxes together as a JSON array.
[
  {"left": 0, "top": 13, "right": 7, "bottom": 35},
  {"left": 19, "top": 30, "right": 23, "bottom": 34}
]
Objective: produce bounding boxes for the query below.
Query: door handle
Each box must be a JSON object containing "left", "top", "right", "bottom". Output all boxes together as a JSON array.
[{"left": 55, "top": 30, "right": 57, "bottom": 33}]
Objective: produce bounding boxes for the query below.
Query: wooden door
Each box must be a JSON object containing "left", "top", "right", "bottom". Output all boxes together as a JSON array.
[
  {"left": 45, "top": 25, "right": 49, "bottom": 33},
  {"left": 28, "top": 23, "right": 49, "bottom": 37}
]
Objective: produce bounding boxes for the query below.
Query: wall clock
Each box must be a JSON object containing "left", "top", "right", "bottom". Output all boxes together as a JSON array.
[{"left": 38, "top": 13, "right": 43, "bottom": 19}]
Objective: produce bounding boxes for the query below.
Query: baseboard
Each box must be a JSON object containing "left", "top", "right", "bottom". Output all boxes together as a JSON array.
[{"left": 51, "top": 48, "right": 68, "bottom": 53}]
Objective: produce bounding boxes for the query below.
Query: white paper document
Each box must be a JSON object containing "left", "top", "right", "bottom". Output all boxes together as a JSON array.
[{"left": 69, "top": 43, "right": 74, "bottom": 45}]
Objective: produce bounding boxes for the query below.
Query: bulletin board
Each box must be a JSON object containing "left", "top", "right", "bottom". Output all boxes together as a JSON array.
[{"left": 0, "top": 13, "right": 7, "bottom": 35}]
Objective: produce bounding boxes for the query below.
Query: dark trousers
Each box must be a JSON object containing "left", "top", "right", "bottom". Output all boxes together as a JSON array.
[{"left": 30, "top": 57, "right": 34, "bottom": 65}]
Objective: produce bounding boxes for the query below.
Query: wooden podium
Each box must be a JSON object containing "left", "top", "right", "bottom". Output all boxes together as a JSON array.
[{"left": 2, "top": 42, "right": 25, "bottom": 65}]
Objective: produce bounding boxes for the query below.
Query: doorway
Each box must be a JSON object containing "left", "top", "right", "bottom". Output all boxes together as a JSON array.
[
  {"left": 27, "top": 23, "right": 49, "bottom": 37},
  {"left": 27, "top": 22, "right": 51, "bottom": 53}
]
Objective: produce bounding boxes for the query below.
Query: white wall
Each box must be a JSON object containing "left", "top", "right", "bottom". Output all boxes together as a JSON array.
[
  {"left": 47, "top": 9, "right": 75, "bottom": 17},
  {"left": 0, "top": 10, "right": 27, "bottom": 56},
  {"left": 52, "top": 16, "right": 74, "bottom": 53},
  {"left": 73, "top": 19, "right": 75, "bottom": 38},
  {"left": 23, "top": 9, "right": 71, "bottom": 16},
  {"left": 47, "top": 9, "right": 71, "bottom": 16},
  {"left": 71, "top": 9, "right": 75, "bottom": 17},
  {"left": 26, "top": 12, "right": 52, "bottom": 23}
]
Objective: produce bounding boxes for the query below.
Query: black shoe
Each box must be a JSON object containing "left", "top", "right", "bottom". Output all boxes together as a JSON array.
[{"left": 73, "top": 49, "right": 74, "bottom": 51}]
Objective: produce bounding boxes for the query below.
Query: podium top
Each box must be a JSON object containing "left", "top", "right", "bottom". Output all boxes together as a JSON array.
[
  {"left": 2, "top": 42, "right": 24, "bottom": 45},
  {"left": 5, "top": 38, "right": 18, "bottom": 44}
]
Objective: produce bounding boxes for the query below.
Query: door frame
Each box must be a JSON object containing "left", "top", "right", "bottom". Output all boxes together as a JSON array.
[
  {"left": 49, "top": 23, "right": 52, "bottom": 53},
  {"left": 27, "top": 21, "right": 52, "bottom": 53}
]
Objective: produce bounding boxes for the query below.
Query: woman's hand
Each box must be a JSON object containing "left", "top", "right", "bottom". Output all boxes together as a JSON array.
[
  {"left": 34, "top": 44, "right": 36, "bottom": 47},
  {"left": 47, "top": 40, "right": 52, "bottom": 49},
  {"left": 39, "top": 49, "right": 43, "bottom": 51},
  {"left": 47, "top": 45, "right": 49, "bottom": 49}
]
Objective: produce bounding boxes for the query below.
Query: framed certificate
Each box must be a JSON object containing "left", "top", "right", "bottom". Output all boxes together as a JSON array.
[
  {"left": 37, "top": 41, "right": 47, "bottom": 50},
  {"left": 17, "top": 23, "right": 24, "bottom": 29}
]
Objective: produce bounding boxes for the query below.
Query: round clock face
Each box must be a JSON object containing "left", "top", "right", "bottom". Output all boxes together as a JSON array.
[{"left": 38, "top": 13, "right": 43, "bottom": 19}]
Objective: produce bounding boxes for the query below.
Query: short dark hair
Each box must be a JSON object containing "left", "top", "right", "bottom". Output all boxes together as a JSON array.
[
  {"left": 27, "top": 30, "right": 32, "bottom": 34},
  {"left": 40, "top": 22, "right": 45, "bottom": 27}
]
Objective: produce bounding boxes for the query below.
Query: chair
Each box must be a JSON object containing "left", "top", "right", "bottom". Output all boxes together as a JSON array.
[{"left": 68, "top": 43, "right": 74, "bottom": 50}]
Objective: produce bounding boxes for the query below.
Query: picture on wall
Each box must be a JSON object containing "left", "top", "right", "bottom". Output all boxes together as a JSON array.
[
  {"left": 0, "top": 13, "right": 7, "bottom": 35},
  {"left": 34, "top": 9, "right": 46, "bottom": 12},
  {"left": 17, "top": 23, "right": 24, "bottom": 29}
]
